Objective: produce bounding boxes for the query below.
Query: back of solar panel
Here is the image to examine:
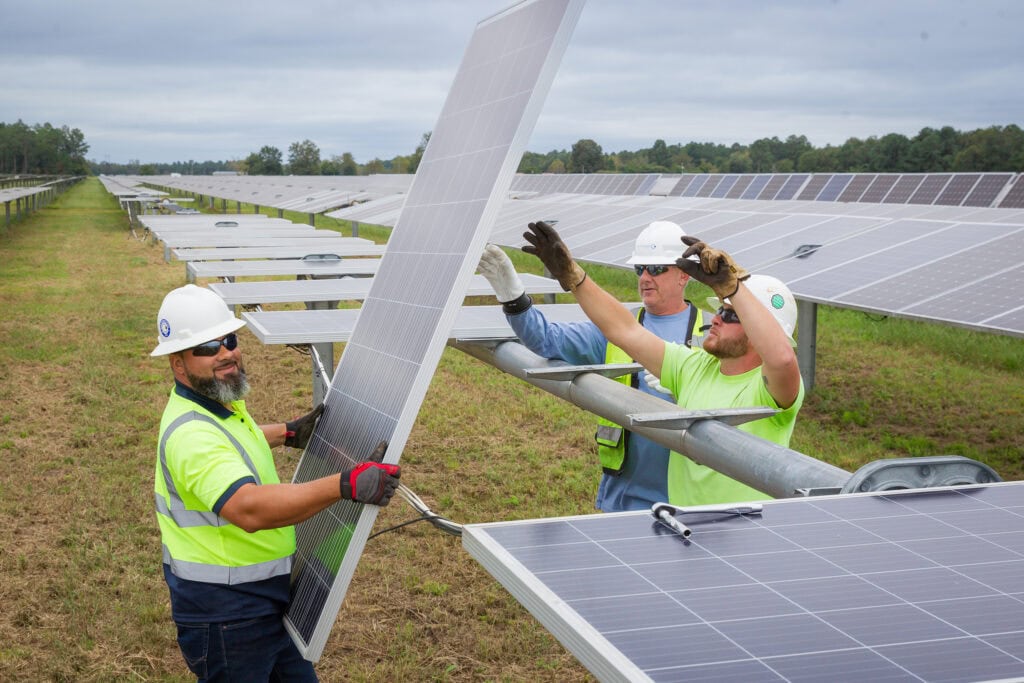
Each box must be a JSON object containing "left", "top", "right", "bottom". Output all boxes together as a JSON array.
[{"left": 283, "top": 0, "right": 586, "bottom": 661}]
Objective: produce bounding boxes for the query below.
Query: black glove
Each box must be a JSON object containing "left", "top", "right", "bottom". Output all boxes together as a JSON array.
[
  {"left": 284, "top": 403, "right": 324, "bottom": 449},
  {"left": 340, "top": 441, "right": 400, "bottom": 506},
  {"left": 522, "top": 221, "right": 587, "bottom": 292},
  {"left": 676, "top": 235, "right": 750, "bottom": 300}
]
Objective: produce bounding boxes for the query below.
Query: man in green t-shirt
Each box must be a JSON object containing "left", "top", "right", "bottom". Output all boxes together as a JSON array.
[{"left": 520, "top": 222, "right": 804, "bottom": 506}]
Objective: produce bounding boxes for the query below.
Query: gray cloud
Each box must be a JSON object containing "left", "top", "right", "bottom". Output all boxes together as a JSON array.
[{"left": 2, "top": 0, "right": 1020, "bottom": 163}]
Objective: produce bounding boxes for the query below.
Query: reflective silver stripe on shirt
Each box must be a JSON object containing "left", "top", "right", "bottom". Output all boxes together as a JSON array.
[
  {"left": 162, "top": 544, "right": 292, "bottom": 584},
  {"left": 156, "top": 410, "right": 263, "bottom": 528}
]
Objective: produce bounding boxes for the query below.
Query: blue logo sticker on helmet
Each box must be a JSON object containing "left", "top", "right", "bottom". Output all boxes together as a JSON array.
[
  {"left": 770, "top": 293, "right": 785, "bottom": 310},
  {"left": 159, "top": 318, "right": 171, "bottom": 338}
]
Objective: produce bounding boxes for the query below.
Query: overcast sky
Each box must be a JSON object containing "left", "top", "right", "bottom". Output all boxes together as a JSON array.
[{"left": 2, "top": 0, "right": 1021, "bottom": 164}]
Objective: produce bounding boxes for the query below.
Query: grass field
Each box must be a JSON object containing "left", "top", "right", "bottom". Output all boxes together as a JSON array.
[{"left": 0, "top": 178, "right": 1021, "bottom": 681}]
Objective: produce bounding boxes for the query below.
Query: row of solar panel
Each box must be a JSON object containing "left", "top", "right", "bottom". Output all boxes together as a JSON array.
[{"left": 509, "top": 172, "right": 1024, "bottom": 208}]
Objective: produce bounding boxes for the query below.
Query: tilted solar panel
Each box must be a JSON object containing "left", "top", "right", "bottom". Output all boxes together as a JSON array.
[
  {"left": 796, "top": 174, "right": 831, "bottom": 201},
  {"left": 934, "top": 173, "right": 980, "bottom": 206},
  {"left": 858, "top": 173, "right": 900, "bottom": 203},
  {"left": 998, "top": 175, "right": 1024, "bottom": 209},
  {"left": 282, "top": 0, "right": 586, "bottom": 660},
  {"left": 965, "top": 173, "right": 1013, "bottom": 207}
]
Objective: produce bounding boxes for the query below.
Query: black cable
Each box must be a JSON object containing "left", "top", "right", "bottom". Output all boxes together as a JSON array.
[{"left": 367, "top": 514, "right": 436, "bottom": 540}]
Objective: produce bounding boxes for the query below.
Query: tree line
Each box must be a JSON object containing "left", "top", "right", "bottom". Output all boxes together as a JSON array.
[
  {"left": 521, "top": 124, "right": 1024, "bottom": 176},
  {"left": 0, "top": 120, "right": 90, "bottom": 175},
  {"left": 42, "top": 122, "right": 1024, "bottom": 178}
]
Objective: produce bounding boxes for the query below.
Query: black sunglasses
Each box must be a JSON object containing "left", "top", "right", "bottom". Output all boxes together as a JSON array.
[
  {"left": 716, "top": 306, "right": 741, "bottom": 324},
  {"left": 633, "top": 264, "right": 672, "bottom": 277},
  {"left": 191, "top": 333, "right": 239, "bottom": 357}
]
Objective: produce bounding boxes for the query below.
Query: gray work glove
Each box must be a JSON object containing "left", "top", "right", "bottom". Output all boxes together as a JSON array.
[
  {"left": 285, "top": 403, "right": 324, "bottom": 449},
  {"left": 522, "top": 221, "right": 586, "bottom": 292},
  {"left": 340, "top": 441, "right": 400, "bottom": 506},
  {"left": 676, "top": 236, "right": 750, "bottom": 301},
  {"left": 477, "top": 244, "right": 525, "bottom": 302}
]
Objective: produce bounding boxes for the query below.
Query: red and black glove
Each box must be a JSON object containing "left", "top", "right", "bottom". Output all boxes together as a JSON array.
[{"left": 340, "top": 441, "right": 400, "bottom": 506}]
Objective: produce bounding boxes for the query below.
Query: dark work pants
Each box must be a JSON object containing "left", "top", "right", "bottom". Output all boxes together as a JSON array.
[{"left": 175, "top": 614, "right": 318, "bottom": 682}]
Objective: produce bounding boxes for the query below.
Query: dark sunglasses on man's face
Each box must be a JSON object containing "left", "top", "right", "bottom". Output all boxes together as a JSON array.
[
  {"left": 716, "top": 307, "right": 741, "bottom": 324},
  {"left": 191, "top": 333, "right": 239, "bottom": 357},
  {"left": 634, "top": 264, "right": 672, "bottom": 277}
]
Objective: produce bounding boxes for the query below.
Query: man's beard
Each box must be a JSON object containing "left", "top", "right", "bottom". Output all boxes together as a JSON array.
[
  {"left": 186, "top": 364, "right": 250, "bottom": 403},
  {"left": 703, "top": 333, "right": 749, "bottom": 359}
]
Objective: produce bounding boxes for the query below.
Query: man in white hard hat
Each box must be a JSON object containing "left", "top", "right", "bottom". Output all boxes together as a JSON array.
[
  {"left": 477, "top": 221, "right": 704, "bottom": 512},
  {"left": 519, "top": 221, "right": 804, "bottom": 507},
  {"left": 151, "top": 284, "right": 400, "bottom": 682}
]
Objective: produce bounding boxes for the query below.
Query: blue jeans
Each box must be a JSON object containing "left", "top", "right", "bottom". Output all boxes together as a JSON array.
[{"left": 175, "top": 614, "right": 318, "bottom": 682}]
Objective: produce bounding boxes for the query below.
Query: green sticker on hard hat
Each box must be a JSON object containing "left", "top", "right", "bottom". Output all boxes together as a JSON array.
[{"left": 770, "top": 293, "right": 785, "bottom": 310}]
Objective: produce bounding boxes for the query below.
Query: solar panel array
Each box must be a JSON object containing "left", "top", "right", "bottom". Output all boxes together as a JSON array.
[
  {"left": 122, "top": 173, "right": 414, "bottom": 214},
  {"left": 464, "top": 481, "right": 1024, "bottom": 683},
  {"left": 658, "top": 172, "right": 1022, "bottom": 208},
  {"left": 282, "top": 0, "right": 585, "bottom": 660}
]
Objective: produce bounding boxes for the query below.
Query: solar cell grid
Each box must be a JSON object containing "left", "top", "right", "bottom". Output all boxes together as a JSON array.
[
  {"left": 709, "top": 175, "right": 738, "bottom": 198},
  {"left": 682, "top": 175, "right": 709, "bottom": 197},
  {"left": 756, "top": 174, "right": 788, "bottom": 200},
  {"left": 795, "top": 174, "right": 831, "bottom": 201},
  {"left": 858, "top": 174, "right": 900, "bottom": 203},
  {"left": 772, "top": 174, "right": 809, "bottom": 201},
  {"left": 815, "top": 174, "right": 853, "bottom": 202},
  {"left": 999, "top": 176, "right": 1024, "bottom": 209},
  {"left": 695, "top": 175, "right": 723, "bottom": 197},
  {"left": 725, "top": 175, "right": 754, "bottom": 199},
  {"left": 741, "top": 174, "right": 771, "bottom": 199},
  {"left": 908, "top": 173, "right": 952, "bottom": 204},
  {"left": 464, "top": 482, "right": 1024, "bottom": 683},
  {"left": 965, "top": 174, "right": 1013, "bottom": 207},
  {"left": 668, "top": 176, "right": 695, "bottom": 196},
  {"left": 933, "top": 174, "right": 980, "bottom": 206},
  {"left": 883, "top": 175, "right": 925, "bottom": 203},
  {"left": 836, "top": 174, "right": 875, "bottom": 203},
  {"left": 838, "top": 224, "right": 1021, "bottom": 314}
]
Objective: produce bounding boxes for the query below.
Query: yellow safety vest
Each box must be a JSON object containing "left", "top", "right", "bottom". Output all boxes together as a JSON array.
[
  {"left": 594, "top": 305, "right": 702, "bottom": 474},
  {"left": 155, "top": 390, "right": 295, "bottom": 585}
]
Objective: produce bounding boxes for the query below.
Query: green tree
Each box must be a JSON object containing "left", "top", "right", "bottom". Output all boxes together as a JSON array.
[
  {"left": 245, "top": 145, "right": 283, "bottom": 175},
  {"left": 287, "top": 139, "right": 321, "bottom": 175},
  {"left": 649, "top": 139, "right": 672, "bottom": 169},
  {"left": 569, "top": 138, "right": 604, "bottom": 173}
]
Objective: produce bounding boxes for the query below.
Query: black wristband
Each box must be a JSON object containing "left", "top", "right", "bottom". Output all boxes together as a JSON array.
[{"left": 502, "top": 292, "right": 534, "bottom": 316}]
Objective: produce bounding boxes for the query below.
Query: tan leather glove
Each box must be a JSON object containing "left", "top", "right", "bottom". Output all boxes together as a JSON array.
[
  {"left": 676, "top": 235, "right": 750, "bottom": 300},
  {"left": 522, "top": 221, "right": 586, "bottom": 292}
]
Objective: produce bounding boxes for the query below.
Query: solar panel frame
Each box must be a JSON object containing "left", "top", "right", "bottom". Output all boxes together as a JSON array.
[
  {"left": 280, "top": 0, "right": 586, "bottom": 660},
  {"left": 463, "top": 482, "right": 1024, "bottom": 683}
]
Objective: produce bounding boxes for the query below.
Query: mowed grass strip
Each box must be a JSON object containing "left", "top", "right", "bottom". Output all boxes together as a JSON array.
[{"left": 0, "top": 178, "right": 1020, "bottom": 681}]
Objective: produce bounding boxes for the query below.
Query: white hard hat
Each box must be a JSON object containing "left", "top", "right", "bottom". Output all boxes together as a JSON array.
[
  {"left": 708, "top": 274, "right": 797, "bottom": 346},
  {"left": 626, "top": 221, "right": 686, "bottom": 265},
  {"left": 150, "top": 284, "right": 245, "bottom": 356}
]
